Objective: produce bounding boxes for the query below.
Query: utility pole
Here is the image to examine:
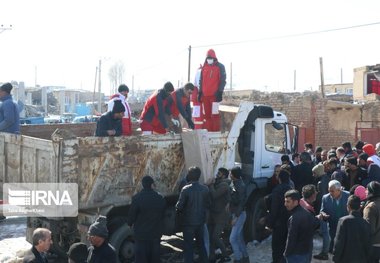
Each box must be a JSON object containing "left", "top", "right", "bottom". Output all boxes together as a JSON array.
[
  {"left": 187, "top": 45, "right": 191, "bottom": 82},
  {"left": 35, "top": 66, "right": 38, "bottom": 87},
  {"left": 132, "top": 75, "right": 135, "bottom": 96},
  {"left": 319, "top": 57, "right": 325, "bottom": 98},
  {"left": 98, "top": 60, "right": 102, "bottom": 113},
  {"left": 230, "top": 62, "right": 233, "bottom": 99},
  {"left": 294, "top": 70, "right": 297, "bottom": 91},
  {"left": 92, "top": 66, "right": 98, "bottom": 115}
]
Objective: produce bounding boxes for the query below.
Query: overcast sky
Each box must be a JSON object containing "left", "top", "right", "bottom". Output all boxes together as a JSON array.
[{"left": 1, "top": 0, "right": 380, "bottom": 95}]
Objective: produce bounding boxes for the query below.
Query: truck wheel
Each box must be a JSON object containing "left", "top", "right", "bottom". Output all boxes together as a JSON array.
[
  {"left": 109, "top": 223, "right": 134, "bottom": 263},
  {"left": 244, "top": 196, "right": 268, "bottom": 242}
]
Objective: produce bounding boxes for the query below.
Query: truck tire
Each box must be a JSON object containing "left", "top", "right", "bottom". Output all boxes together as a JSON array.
[
  {"left": 109, "top": 223, "right": 135, "bottom": 263},
  {"left": 244, "top": 196, "right": 269, "bottom": 242}
]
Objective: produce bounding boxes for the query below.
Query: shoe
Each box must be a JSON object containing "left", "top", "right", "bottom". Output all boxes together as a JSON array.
[
  {"left": 218, "top": 256, "right": 231, "bottom": 262},
  {"left": 313, "top": 253, "right": 328, "bottom": 260}
]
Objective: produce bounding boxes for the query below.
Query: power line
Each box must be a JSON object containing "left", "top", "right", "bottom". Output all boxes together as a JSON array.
[
  {"left": 192, "top": 21, "right": 380, "bottom": 49},
  {"left": 0, "top": 24, "right": 12, "bottom": 34},
  {"left": 133, "top": 48, "right": 187, "bottom": 74}
]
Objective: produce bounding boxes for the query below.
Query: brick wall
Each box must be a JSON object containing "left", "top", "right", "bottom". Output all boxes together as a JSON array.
[{"left": 225, "top": 90, "right": 380, "bottom": 150}]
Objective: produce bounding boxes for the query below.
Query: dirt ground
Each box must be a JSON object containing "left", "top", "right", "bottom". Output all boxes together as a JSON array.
[{"left": 0, "top": 216, "right": 333, "bottom": 263}]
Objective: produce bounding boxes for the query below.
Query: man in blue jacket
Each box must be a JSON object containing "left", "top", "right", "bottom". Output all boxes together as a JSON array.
[
  {"left": 0, "top": 82, "right": 20, "bottom": 134},
  {"left": 318, "top": 180, "right": 349, "bottom": 257}
]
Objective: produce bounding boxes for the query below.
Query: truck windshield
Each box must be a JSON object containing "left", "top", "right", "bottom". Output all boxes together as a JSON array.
[{"left": 265, "top": 123, "right": 286, "bottom": 153}]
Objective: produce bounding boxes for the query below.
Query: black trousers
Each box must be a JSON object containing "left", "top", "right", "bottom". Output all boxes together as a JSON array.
[
  {"left": 208, "top": 222, "right": 228, "bottom": 260},
  {"left": 134, "top": 239, "right": 161, "bottom": 263},
  {"left": 272, "top": 225, "right": 287, "bottom": 263}
]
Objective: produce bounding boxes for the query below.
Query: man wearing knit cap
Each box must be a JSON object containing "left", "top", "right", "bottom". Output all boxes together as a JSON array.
[
  {"left": 0, "top": 82, "right": 20, "bottom": 134},
  {"left": 95, "top": 100, "right": 124, "bottom": 137},
  {"left": 198, "top": 49, "right": 226, "bottom": 132},
  {"left": 127, "top": 175, "right": 166, "bottom": 263},
  {"left": 87, "top": 215, "right": 116, "bottom": 263},
  {"left": 107, "top": 84, "right": 133, "bottom": 136},
  {"left": 363, "top": 143, "right": 380, "bottom": 167},
  {"left": 67, "top": 242, "right": 88, "bottom": 263}
]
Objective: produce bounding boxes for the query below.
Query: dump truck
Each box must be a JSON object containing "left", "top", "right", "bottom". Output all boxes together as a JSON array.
[{"left": 0, "top": 101, "right": 297, "bottom": 262}]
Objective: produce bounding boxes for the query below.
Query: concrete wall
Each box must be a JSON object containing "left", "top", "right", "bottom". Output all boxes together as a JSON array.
[{"left": 353, "top": 66, "right": 368, "bottom": 101}]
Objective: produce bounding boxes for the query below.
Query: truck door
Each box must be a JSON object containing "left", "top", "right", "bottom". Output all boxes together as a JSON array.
[{"left": 255, "top": 119, "right": 287, "bottom": 178}]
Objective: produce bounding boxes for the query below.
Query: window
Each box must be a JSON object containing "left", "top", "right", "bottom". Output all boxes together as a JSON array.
[{"left": 265, "top": 123, "right": 286, "bottom": 153}]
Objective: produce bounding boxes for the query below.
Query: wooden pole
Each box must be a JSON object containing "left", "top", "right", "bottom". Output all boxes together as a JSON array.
[
  {"left": 187, "top": 45, "right": 191, "bottom": 82},
  {"left": 92, "top": 66, "right": 98, "bottom": 115},
  {"left": 230, "top": 62, "right": 232, "bottom": 98},
  {"left": 319, "top": 57, "right": 325, "bottom": 98},
  {"left": 98, "top": 60, "right": 102, "bottom": 113}
]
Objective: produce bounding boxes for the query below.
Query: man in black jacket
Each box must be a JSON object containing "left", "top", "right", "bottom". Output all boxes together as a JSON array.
[
  {"left": 176, "top": 166, "right": 210, "bottom": 263},
  {"left": 127, "top": 175, "right": 166, "bottom": 263},
  {"left": 266, "top": 170, "right": 292, "bottom": 263},
  {"left": 95, "top": 100, "right": 124, "bottom": 137},
  {"left": 23, "top": 228, "right": 52, "bottom": 263},
  {"left": 87, "top": 216, "right": 116, "bottom": 263},
  {"left": 284, "top": 190, "right": 319, "bottom": 263},
  {"left": 229, "top": 166, "right": 249, "bottom": 263},
  {"left": 333, "top": 195, "right": 371, "bottom": 263},
  {"left": 207, "top": 167, "right": 231, "bottom": 262},
  {"left": 292, "top": 152, "right": 314, "bottom": 193}
]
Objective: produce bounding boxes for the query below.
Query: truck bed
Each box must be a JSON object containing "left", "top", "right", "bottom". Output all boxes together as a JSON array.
[{"left": 0, "top": 130, "right": 227, "bottom": 210}]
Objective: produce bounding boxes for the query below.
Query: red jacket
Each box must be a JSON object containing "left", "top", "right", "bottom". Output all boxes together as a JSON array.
[
  {"left": 109, "top": 93, "right": 132, "bottom": 135},
  {"left": 140, "top": 89, "right": 170, "bottom": 128},
  {"left": 200, "top": 49, "right": 227, "bottom": 97},
  {"left": 168, "top": 88, "right": 190, "bottom": 119}
]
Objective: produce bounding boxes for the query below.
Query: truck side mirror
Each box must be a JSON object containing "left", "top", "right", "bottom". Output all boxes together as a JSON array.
[{"left": 272, "top": 121, "right": 283, "bottom": 130}]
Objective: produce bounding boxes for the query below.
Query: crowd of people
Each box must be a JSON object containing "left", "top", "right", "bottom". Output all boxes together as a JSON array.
[
  {"left": 21, "top": 166, "right": 248, "bottom": 263},
  {"left": 264, "top": 141, "right": 380, "bottom": 263},
  {"left": 22, "top": 140, "right": 380, "bottom": 263}
]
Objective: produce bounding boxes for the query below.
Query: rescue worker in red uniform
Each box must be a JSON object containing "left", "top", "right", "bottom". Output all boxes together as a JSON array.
[
  {"left": 107, "top": 84, "right": 132, "bottom": 136},
  {"left": 191, "top": 66, "right": 204, "bottom": 129},
  {"left": 166, "top": 82, "right": 195, "bottom": 133},
  {"left": 140, "top": 82, "right": 174, "bottom": 134},
  {"left": 198, "top": 49, "right": 226, "bottom": 132}
]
